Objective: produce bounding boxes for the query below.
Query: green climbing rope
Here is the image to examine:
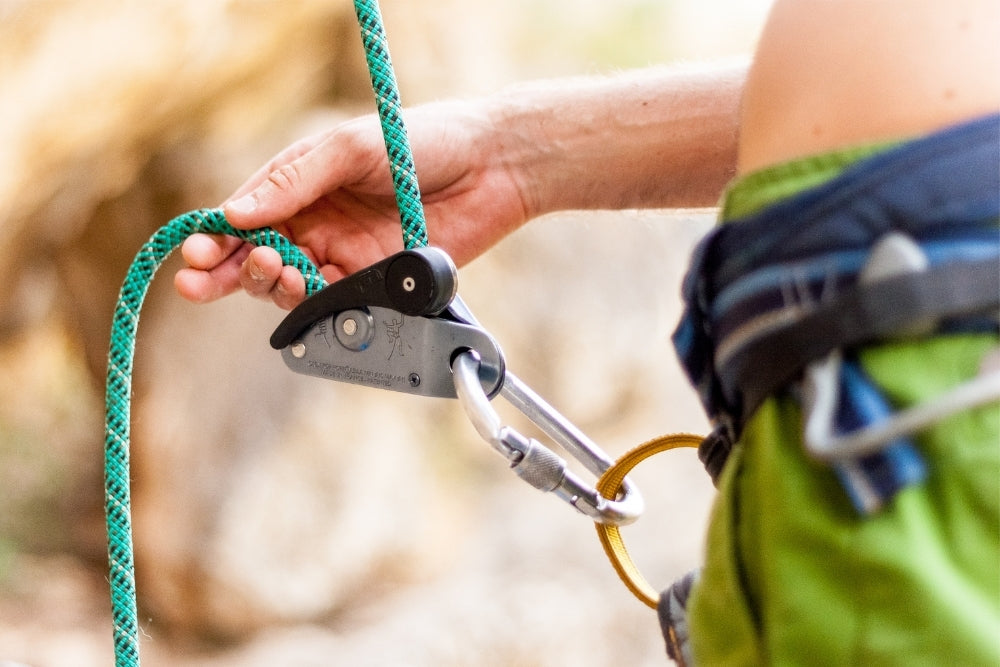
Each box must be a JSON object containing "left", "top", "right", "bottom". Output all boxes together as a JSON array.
[
  {"left": 354, "top": 0, "right": 427, "bottom": 250},
  {"left": 105, "top": 3, "right": 427, "bottom": 665},
  {"left": 104, "top": 209, "right": 326, "bottom": 665}
]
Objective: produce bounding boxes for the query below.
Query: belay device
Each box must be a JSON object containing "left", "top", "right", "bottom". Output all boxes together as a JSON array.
[{"left": 269, "top": 245, "right": 645, "bottom": 525}]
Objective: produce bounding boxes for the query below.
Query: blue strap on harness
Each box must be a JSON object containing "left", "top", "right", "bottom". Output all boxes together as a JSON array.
[{"left": 829, "top": 358, "right": 926, "bottom": 513}]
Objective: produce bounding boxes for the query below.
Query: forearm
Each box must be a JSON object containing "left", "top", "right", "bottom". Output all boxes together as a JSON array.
[{"left": 486, "top": 61, "right": 747, "bottom": 217}]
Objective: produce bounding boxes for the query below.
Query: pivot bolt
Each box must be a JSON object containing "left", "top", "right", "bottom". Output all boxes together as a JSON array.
[
  {"left": 408, "top": 373, "right": 421, "bottom": 387},
  {"left": 291, "top": 342, "right": 306, "bottom": 358},
  {"left": 334, "top": 309, "right": 374, "bottom": 351}
]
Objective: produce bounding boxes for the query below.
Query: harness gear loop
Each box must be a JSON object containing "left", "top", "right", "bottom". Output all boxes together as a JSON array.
[{"left": 594, "top": 433, "right": 704, "bottom": 609}]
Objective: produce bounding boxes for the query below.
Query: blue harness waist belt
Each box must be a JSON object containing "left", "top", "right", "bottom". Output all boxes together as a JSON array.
[{"left": 674, "top": 113, "right": 1000, "bottom": 436}]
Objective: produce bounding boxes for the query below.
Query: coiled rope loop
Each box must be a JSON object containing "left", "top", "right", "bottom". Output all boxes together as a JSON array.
[
  {"left": 104, "top": 209, "right": 328, "bottom": 665},
  {"left": 106, "top": 3, "right": 427, "bottom": 665}
]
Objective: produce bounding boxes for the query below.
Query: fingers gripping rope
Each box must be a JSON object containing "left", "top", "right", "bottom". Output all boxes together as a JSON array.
[{"left": 104, "top": 209, "right": 328, "bottom": 666}]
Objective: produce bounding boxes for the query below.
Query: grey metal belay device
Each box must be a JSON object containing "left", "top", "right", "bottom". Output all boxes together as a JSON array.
[{"left": 270, "top": 246, "right": 643, "bottom": 525}]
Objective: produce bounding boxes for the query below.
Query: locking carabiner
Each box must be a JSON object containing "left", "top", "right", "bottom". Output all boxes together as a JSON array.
[{"left": 452, "top": 350, "right": 644, "bottom": 526}]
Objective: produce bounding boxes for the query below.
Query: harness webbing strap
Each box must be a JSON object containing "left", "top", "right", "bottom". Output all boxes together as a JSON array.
[
  {"left": 675, "top": 112, "right": 1000, "bottom": 432},
  {"left": 719, "top": 257, "right": 1000, "bottom": 427},
  {"left": 594, "top": 433, "right": 703, "bottom": 609}
]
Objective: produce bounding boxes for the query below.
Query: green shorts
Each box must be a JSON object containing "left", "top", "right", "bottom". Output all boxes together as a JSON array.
[{"left": 686, "top": 145, "right": 1000, "bottom": 665}]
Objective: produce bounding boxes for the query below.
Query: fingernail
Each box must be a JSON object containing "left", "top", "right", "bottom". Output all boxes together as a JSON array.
[
  {"left": 246, "top": 258, "right": 266, "bottom": 282},
  {"left": 228, "top": 193, "right": 257, "bottom": 215}
]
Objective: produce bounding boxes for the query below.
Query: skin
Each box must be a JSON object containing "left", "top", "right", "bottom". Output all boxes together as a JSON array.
[
  {"left": 739, "top": 0, "right": 1000, "bottom": 172},
  {"left": 175, "top": 0, "right": 1000, "bottom": 309}
]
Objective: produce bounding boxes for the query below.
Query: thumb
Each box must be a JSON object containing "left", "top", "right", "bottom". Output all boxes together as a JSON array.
[
  {"left": 221, "top": 116, "right": 385, "bottom": 230},
  {"left": 223, "top": 162, "right": 318, "bottom": 230}
]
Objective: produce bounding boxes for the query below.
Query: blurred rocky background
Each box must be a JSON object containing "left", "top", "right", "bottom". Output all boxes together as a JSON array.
[{"left": 0, "top": 1, "right": 770, "bottom": 665}]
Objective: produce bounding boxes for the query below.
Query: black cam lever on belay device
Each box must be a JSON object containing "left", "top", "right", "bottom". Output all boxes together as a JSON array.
[
  {"left": 270, "top": 246, "right": 459, "bottom": 349},
  {"left": 270, "top": 246, "right": 506, "bottom": 400}
]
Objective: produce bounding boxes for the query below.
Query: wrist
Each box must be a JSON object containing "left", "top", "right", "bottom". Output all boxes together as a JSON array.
[{"left": 481, "top": 86, "right": 561, "bottom": 220}]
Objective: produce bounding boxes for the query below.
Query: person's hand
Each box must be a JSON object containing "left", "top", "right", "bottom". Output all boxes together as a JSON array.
[
  {"left": 175, "top": 65, "right": 747, "bottom": 309},
  {"left": 174, "top": 100, "right": 532, "bottom": 309}
]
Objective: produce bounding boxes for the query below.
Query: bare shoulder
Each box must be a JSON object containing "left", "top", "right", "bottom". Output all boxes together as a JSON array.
[{"left": 739, "top": 0, "right": 1000, "bottom": 173}]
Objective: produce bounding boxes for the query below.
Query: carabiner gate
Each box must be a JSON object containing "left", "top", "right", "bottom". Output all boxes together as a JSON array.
[{"left": 452, "top": 350, "right": 644, "bottom": 526}]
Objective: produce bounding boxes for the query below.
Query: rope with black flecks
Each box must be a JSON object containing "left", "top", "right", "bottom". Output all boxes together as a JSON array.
[{"left": 104, "top": 2, "right": 426, "bottom": 664}]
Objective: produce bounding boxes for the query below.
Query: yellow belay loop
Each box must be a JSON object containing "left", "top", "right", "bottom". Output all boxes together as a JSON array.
[{"left": 594, "top": 433, "right": 704, "bottom": 609}]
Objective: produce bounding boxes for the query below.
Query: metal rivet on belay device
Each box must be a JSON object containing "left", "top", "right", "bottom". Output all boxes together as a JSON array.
[{"left": 334, "top": 309, "right": 374, "bottom": 351}]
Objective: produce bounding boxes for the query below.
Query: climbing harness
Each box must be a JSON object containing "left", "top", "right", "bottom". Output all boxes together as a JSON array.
[{"left": 675, "top": 112, "right": 1000, "bottom": 513}]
